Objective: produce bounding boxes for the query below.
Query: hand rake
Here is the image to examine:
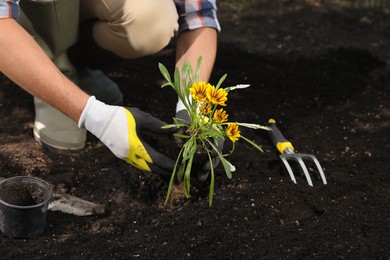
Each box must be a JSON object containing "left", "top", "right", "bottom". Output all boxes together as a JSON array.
[{"left": 268, "top": 119, "right": 327, "bottom": 186}]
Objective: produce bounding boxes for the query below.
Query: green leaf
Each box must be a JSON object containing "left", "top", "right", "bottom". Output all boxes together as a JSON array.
[
  {"left": 219, "top": 156, "right": 232, "bottom": 179},
  {"left": 158, "top": 63, "right": 172, "bottom": 83},
  {"left": 173, "top": 133, "right": 191, "bottom": 139},
  {"left": 164, "top": 148, "right": 184, "bottom": 206},
  {"left": 161, "top": 124, "right": 179, "bottom": 129},
  {"left": 207, "top": 139, "right": 232, "bottom": 179},
  {"left": 177, "top": 162, "right": 186, "bottom": 181},
  {"left": 236, "top": 123, "right": 271, "bottom": 130},
  {"left": 182, "top": 137, "right": 197, "bottom": 161},
  {"left": 195, "top": 56, "right": 202, "bottom": 82},
  {"left": 160, "top": 82, "right": 173, "bottom": 89},
  {"left": 184, "top": 155, "right": 194, "bottom": 198},
  {"left": 173, "top": 116, "right": 189, "bottom": 123},
  {"left": 181, "top": 62, "right": 190, "bottom": 88},
  {"left": 216, "top": 73, "right": 227, "bottom": 89},
  {"left": 240, "top": 135, "right": 264, "bottom": 153},
  {"left": 207, "top": 151, "right": 215, "bottom": 206},
  {"left": 174, "top": 67, "right": 180, "bottom": 90}
]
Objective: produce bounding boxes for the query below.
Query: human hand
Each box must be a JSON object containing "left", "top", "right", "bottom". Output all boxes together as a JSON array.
[
  {"left": 174, "top": 109, "right": 224, "bottom": 182},
  {"left": 78, "top": 96, "right": 175, "bottom": 176}
]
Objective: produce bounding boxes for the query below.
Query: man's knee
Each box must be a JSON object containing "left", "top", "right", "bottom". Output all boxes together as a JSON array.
[{"left": 94, "top": 0, "right": 179, "bottom": 59}]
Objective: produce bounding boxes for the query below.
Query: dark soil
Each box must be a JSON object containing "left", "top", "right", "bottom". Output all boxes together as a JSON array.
[{"left": 1, "top": 2, "right": 390, "bottom": 259}]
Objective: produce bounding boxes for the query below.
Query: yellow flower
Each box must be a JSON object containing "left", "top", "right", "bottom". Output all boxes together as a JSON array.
[
  {"left": 226, "top": 123, "right": 240, "bottom": 142},
  {"left": 199, "top": 101, "right": 212, "bottom": 115},
  {"left": 206, "top": 85, "right": 228, "bottom": 106},
  {"left": 213, "top": 108, "right": 228, "bottom": 123},
  {"left": 189, "top": 82, "right": 209, "bottom": 102}
]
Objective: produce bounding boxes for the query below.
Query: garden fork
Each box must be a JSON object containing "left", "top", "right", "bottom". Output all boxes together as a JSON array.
[{"left": 268, "top": 119, "right": 327, "bottom": 186}]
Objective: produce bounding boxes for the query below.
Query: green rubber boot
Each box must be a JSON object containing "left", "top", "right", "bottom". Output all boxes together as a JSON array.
[
  {"left": 19, "top": 1, "right": 123, "bottom": 153},
  {"left": 18, "top": 1, "right": 87, "bottom": 153}
]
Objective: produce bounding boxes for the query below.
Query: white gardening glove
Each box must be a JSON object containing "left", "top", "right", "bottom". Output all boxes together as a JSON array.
[{"left": 78, "top": 96, "right": 175, "bottom": 176}]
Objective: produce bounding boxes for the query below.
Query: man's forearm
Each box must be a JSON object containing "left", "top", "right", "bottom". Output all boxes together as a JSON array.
[
  {"left": 176, "top": 27, "right": 218, "bottom": 82},
  {"left": 0, "top": 18, "right": 89, "bottom": 122}
]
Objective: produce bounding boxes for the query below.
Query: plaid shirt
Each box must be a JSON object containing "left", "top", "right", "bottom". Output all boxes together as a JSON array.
[
  {"left": 0, "top": 0, "right": 19, "bottom": 19},
  {"left": 0, "top": 0, "right": 219, "bottom": 31},
  {"left": 174, "top": 0, "right": 220, "bottom": 32}
]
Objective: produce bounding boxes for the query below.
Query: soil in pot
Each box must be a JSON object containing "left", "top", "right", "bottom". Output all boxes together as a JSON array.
[{"left": 0, "top": 182, "right": 45, "bottom": 206}]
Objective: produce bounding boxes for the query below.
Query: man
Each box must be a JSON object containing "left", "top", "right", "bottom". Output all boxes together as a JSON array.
[
  {"left": 0, "top": 0, "right": 220, "bottom": 177},
  {"left": 17, "top": 0, "right": 220, "bottom": 154}
]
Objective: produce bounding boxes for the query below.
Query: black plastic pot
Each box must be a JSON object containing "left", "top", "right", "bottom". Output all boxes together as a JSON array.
[{"left": 0, "top": 176, "right": 52, "bottom": 238}]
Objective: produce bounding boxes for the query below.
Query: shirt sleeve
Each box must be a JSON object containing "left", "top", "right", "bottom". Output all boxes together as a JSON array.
[
  {"left": 174, "top": 0, "right": 221, "bottom": 32},
  {"left": 0, "top": 0, "right": 20, "bottom": 19}
]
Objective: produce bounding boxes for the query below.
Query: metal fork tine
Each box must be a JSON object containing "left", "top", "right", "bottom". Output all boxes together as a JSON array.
[
  {"left": 310, "top": 156, "right": 327, "bottom": 185},
  {"left": 280, "top": 156, "right": 297, "bottom": 184},
  {"left": 296, "top": 156, "right": 314, "bottom": 186},
  {"left": 268, "top": 119, "right": 327, "bottom": 186}
]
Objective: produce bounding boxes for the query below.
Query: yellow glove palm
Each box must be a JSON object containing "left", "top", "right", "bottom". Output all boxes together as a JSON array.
[
  {"left": 123, "top": 108, "right": 152, "bottom": 171},
  {"left": 79, "top": 96, "right": 175, "bottom": 176}
]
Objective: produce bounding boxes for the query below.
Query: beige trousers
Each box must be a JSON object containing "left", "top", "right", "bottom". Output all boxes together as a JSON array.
[{"left": 79, "top": 0, "right": 179, "bottom": 59}]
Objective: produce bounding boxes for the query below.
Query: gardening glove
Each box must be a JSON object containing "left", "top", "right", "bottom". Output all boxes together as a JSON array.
[
  {"left": 175, "top": 109, "right": 224, "bottom": 182},
  {"left": 79, "top": 96, "right": 175, "bottom": 176}
]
